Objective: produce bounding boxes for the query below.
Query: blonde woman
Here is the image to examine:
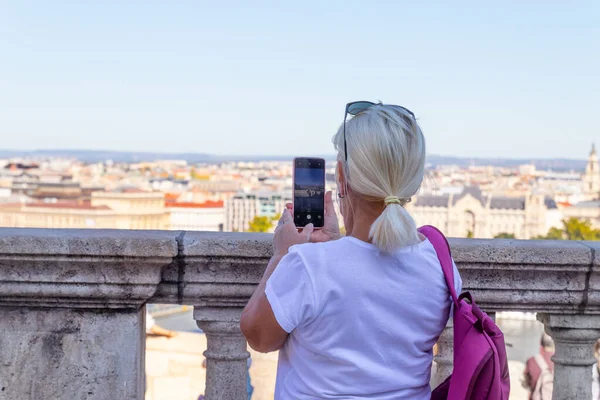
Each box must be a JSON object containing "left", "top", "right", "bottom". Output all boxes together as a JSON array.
[{"left": 241, "top": 102, "right": 461, "bottom": 399}]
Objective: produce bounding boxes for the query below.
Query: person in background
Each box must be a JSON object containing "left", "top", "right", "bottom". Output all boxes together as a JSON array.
[
  {"left": 146, "top": 310, "right": 178, "bottom": 338},
  {"left": 593, "top": 339, "right": 600, "bottom": 400},
  {"left": 523, "top": 333, "right": 554, "bottom": 400}
]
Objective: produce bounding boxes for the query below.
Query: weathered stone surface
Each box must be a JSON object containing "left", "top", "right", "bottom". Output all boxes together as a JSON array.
[
  {"left": 0, "top": 307, "right": 144, "bottom": 400},
  {"left": 575, "top": 241, "right": 600, "bottom": 314},
  {"left": 450, "top": 238, "right": 592, "bottom": 265},
  {"left": 0, "top": 228, "right": 179, "bottom": 257},
  {"left": 450, "top": 238, "right": 595, "bottom": 314},
  {"left": 0, "top": 229, "right": 177, "bottom": 308},
  {"left": 182, "top": 231, "right": 272, "bottom": 258},
  {"left": 0, "top": 229, "right": 180, "bottom": 400},
  {"left": 194, "top": 306, "right": 249, "bottom": 400},
  {"left": 164, "top": 232, "right": 272, "bottom": 304}
]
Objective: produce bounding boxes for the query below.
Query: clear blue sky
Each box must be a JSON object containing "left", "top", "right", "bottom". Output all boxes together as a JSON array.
[{"left": 1, "top": 1, "right": 598, "bottom": 159}]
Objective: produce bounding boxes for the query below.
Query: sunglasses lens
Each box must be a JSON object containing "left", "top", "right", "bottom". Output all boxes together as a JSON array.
[{"left": 347, "top": 101, "right": 375, "bottom": 116}]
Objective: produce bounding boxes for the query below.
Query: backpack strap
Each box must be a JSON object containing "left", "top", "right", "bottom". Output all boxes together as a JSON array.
[{"left": 418, "top": 225, "right": 459, "bottom": 306}]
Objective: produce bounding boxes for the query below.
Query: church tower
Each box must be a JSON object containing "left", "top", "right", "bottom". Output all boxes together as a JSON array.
[{"left": 584, "top": 144, "right": 600, "bottom": 200}]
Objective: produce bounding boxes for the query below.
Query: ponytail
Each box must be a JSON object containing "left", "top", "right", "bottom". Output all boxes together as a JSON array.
[{"left": 369, "top": 201, "right": 420, "bottom": 253}]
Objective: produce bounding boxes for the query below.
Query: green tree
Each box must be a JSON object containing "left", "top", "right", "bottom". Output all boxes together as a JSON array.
[
  {"left": 246, "top": 214, "right": 280, "bottom": 233},
  {"left": 562, "top": 217, "right": 600, "bottom": 240},
  {"left": 534, "top": 227, "right": 565, "bottom": 240},
  {"left": 466, "top": 230, "right": 474, "bottom": 239},
  {"left": 246, "top": 216, "right": 274, "bottom": 233},
  {"left": 494, "top": 233, "right": 516, "bottom": 239},
  {"left": 534, "top": 218, "right": 600, "bottom": 241}
]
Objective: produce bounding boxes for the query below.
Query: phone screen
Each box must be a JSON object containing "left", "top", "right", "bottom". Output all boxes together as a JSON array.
[{"left": 293, "top": 158, "right": 325, "bottom": 228}]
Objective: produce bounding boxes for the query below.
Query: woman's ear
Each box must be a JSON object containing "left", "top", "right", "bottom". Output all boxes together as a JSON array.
[{"left": 337, "top": 160, "right": 346, "bottom": 195}]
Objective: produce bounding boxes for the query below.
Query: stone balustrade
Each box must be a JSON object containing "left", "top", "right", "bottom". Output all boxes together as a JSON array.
[{"left": 0, "top": 228, "right": 598, "bottom": 400}]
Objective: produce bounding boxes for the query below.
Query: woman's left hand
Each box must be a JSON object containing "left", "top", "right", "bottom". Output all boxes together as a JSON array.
[{"left": 273, "top": 209, "right": 313, "bottom": 257}]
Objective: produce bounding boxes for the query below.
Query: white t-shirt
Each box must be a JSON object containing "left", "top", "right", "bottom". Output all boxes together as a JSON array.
[{"left": 265, "top": 236, "right": 462, "bottom": 400}]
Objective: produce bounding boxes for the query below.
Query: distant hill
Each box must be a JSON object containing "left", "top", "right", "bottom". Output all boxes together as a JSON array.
[
  {"left": 426, "top": 155, "right": 586, "bottom": 172},
  {"left": 0, "top": 149, "right": 587, "bottom": 171}
]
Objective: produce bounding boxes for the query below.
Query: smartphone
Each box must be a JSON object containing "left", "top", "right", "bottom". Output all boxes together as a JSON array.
[{"left": 293, "top": 157, "right": 325, "bottom": 228}]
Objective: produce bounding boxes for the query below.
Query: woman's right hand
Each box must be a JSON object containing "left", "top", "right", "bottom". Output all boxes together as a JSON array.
[{"left": 286, "top": 191, "right": 341, "bottom": 243}]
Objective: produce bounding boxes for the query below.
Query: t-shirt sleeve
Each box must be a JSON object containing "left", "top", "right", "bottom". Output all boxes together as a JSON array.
[
  {"left": 449, "top": 260, "right": 462, "bottom": 315},
  {"left": 453, "top": 260, "right": 462, "bottom": 294},
  {"left": 265, "top": 248, "right": 316, "bottom": 333}
]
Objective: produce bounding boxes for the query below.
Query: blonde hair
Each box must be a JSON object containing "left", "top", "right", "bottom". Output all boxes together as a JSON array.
[{"left": 333, "top": 104, "right": 426, "bottom": 252}]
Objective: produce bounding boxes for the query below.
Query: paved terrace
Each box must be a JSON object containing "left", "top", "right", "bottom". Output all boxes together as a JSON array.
[{"left": 0, "top": 229, "right": 598, "bottom": 400}]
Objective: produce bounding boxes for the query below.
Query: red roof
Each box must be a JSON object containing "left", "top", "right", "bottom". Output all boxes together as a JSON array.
[
  {"left": 166, "top": 200, "right": 224, "bottom": 209},
  {"left": 165, "top": 193, "right": 181, "bottom": 202}
]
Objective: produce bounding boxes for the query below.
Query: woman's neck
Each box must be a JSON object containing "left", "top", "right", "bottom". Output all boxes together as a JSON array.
[{"left": 348, "top": 198, "right": 384, "bottom": 244}]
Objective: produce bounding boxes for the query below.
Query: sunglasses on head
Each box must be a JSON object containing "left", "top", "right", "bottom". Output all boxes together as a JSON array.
[{"left": 342, "top": 101, "right": 416, "bottom": 162}]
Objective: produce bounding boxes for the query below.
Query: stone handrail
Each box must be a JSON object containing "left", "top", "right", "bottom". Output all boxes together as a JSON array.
[{"left": 0, "top": 228, "right": 598, "bottom": 400}]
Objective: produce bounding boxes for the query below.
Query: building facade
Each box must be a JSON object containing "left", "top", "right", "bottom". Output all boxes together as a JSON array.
[
  {"left": 583, "top": 144, "right": 600, "bottom": 201},
  {"left": 225, "top": 192, "right": 291, "bottom": 232},
  {"left": 0, "top": 189, "right": 168, "bottom": 230},
  {"left": 407, "top": 186, "right": 560, "bottom": 239},
  {"left": 167, "top": 200, "right": 225, "bottom": 232},
  {"left": 562, "top": 200, "right": 600, "bottom": 228}
]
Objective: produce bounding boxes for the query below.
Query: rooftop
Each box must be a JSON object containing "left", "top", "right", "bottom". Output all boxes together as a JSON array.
[
  {"left": 0, "top": 200, "right": 112, "bottom": 210},
  {"left": 414, "top": 186, "right": 557, "bottom": 210},
  {"left": 166, "top": 200, "right": 224, "bottom": 208}
]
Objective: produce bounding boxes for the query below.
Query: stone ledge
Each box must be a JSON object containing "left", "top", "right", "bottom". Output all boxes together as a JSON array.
[
  {"left": 0, "top": 229, "right": 597, "bottom": 313},
  {"left": 450, "top": 238, "right": 592, "bottom": 265},
  {"left": 0, "top": 228, "right": 180, "bottom": 308},
  {"left": 182, "top": 231, "right": 272, "bottom": 258},
  {"left": 0, "top": 228, "right": 179, "bottom": 257}
]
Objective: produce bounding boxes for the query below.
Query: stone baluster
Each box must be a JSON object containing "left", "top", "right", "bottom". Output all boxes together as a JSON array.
[
  {"left": 180, "top": 232, "right": 272, "bottom": 400},
  {"left": 194, "top": 305, "right": 250, "bottom": 400},
  {"left": 538, "top": 314, "right": 600, "bottom": 400},
  {"left": 0, "top": 229, "right": 177, "bottom": 400}
]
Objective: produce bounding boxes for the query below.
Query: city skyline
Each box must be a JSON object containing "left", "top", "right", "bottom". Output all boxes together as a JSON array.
[
  {"left": 0, "top": 148, "right": 594, "bottom": 171},
  {"left": 1, "top": 2, "right": 598, "bottom": 159}
]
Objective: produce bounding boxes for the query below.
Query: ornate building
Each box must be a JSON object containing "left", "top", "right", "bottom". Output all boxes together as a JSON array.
[
  {"left": 0, "top": 188, "right": 169, "bottom": 230},
  {"left": 583, "top": 143, "right": 600, "bottom": 201},
  {"left": 407, "top": 186, "right": 560, "bottom": 239}
]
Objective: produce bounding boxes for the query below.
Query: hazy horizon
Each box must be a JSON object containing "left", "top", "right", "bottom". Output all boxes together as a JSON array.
[
  {"left": 0, "top": 147, "right": 593, "bottom": 163},
  {"left": 1, "top": 2, "right": 598, "bottom": 159}
]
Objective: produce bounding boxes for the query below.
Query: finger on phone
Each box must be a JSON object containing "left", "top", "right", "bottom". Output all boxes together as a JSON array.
[{"left": 302, "top": 223, "right": 314, "bottom": 240}]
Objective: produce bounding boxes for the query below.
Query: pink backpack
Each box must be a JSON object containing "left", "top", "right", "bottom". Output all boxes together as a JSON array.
[{"left": 419, "top": 226, "right": 510, "bottom": 400}]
